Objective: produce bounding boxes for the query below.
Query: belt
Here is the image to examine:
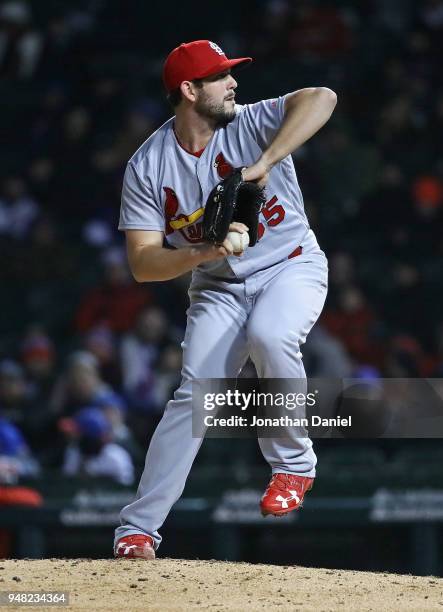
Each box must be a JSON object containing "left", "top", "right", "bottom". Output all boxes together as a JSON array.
[{"left": 288, "top": 246, "right": 303, "bottom": 259}]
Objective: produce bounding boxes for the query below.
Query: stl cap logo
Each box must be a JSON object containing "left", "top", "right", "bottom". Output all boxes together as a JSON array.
[{"left": 209, "top": 41, "right": 224, "bottom": 56}]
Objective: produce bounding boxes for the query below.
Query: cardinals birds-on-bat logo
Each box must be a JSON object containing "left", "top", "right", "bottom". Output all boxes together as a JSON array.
[
  {"left": 164, "top": 153, "right": 233, "bottom": 235},
  {"left": 214, "top": 152, "right": 234, "bottom": 179},
  {"left": 163, "top": 187, "right": 204, "bottom": 241}
]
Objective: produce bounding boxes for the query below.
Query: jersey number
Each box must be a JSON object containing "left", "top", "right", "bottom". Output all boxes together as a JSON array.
[{"left": 258, "top": 196, "right": 286, "bottom": 240}]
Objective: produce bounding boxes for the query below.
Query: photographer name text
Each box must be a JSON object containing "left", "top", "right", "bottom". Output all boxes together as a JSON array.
[{"left": 204, "top": 415, "right": 352, "bottom": 428}]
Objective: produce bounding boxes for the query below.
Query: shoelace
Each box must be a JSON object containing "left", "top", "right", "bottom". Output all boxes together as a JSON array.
[{"left": 269, "top": 474, "right": 305, "bottom": 492}]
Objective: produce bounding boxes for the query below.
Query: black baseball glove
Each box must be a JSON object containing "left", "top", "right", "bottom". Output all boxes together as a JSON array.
[{"left": 202, "top": 168, "right": 266, "bottom": 247}]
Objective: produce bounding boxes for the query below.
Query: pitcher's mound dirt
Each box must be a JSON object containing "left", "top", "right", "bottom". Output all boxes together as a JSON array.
[{"left": 1, "top": 558, "right": 442, "bottom": 611}]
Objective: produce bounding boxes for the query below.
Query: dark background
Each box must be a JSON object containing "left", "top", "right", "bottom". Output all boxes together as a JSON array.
[{"left": 0, "top": 0, "right": 442, "bottom": 574}]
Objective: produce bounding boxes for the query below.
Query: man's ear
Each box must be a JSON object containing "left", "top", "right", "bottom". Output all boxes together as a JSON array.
[{"left": 180, "top": 80, "right": 199, "bottom": 103}]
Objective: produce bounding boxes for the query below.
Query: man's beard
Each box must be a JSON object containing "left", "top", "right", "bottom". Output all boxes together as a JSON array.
[{"left": 195, "top": 93, "right": 236, "bottom": 127}]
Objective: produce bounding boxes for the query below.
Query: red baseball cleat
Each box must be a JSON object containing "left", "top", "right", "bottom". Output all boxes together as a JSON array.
[
  {"left": 114, "top": 534, "right": 156, "bottom": 560},
  {"left": 260, "top": 473, "right": 314, "bottom": 517}
]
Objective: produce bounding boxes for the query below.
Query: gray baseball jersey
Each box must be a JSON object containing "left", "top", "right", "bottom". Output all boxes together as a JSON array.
[{"left": 119, "top": 95, "right": 315, "bottom": 277}]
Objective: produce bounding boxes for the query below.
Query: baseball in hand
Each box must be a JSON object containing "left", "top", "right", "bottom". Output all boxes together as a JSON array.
[{"left": 226, "top": 230, "right": 250, "bottom": 254}]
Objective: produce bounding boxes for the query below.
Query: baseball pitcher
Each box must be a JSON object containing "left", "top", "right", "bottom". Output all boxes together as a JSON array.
[{"left": 114, "top": 40, "right": 337, "bottom": 559}]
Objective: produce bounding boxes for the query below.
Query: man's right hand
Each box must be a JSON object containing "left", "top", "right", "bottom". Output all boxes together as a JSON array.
[{"left": 198, "top": 222, "right": 249, "bottom": 261}]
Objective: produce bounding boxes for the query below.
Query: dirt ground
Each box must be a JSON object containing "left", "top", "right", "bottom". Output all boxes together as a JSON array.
[{"left": 0, "top": 558, "right": 442, "bottom": 611}]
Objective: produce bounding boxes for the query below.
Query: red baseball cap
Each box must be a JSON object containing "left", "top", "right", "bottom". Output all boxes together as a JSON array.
[{"left": 163, "top": 40, "right": 252, "bottom": 93}]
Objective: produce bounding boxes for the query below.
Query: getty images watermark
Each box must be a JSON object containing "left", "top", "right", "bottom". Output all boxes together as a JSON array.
[
  {"left": 201, "top": 389, "right": 350, "bottom": 428},
  {"left": 191, "top": 378, "right": 443, "bottom": 438}
]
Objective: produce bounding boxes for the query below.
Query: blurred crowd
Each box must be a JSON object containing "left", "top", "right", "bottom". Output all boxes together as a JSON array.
[{"left": 0, "top": 0, "right": 443, "bottom": 486}]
